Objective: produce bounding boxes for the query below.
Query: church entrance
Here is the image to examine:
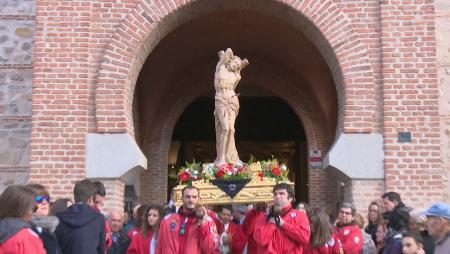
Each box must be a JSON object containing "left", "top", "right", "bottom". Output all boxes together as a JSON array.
[
  {"left": 133, "top": 7, "right": 338, "bottom": 210},
  {"left": 169, "top": 95, "right": 308, "bottom": 203}
]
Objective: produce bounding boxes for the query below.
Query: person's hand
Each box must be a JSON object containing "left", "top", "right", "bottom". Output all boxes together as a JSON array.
[
  {"left": 268, "top": 217, "right": 276, "bottom": 224},
  {"left": 197, "top": 206, "right": 208, "bottom": 226},
  {"left": 278, "top": 217, "right": 285, "bottom": 227},
  {"left": 417, "top": 249, "right": 425, "bottom": 254}
]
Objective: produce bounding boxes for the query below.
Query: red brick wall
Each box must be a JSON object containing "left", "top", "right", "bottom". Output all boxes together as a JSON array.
[
  {"left": 380, "top": 0, "right": 443, "bottom": 208},
  {"left": 28, "top": 0, "right": 445, "bottom": 211}
]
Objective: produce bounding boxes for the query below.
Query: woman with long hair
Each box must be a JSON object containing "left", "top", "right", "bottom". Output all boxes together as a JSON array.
[
  {"left": 0, "top": 185, "right": 46, "bottom": 254},
  {"left": 127, "top": 204, "right": 162, "bottom": 254},
  {"left": 26, "top": 183, "right": 62, "bottom": 254},
  {"left": 305, "top": 207, "right": 343, "bottom": 254},
  {"left": 365, "top": 201, "right": 384, "bottom": 246}
]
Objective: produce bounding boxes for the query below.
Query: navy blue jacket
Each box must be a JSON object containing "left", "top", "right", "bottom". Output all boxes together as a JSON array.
[{"left": 55, "top": 203, "right": 106, "bottom": 254}]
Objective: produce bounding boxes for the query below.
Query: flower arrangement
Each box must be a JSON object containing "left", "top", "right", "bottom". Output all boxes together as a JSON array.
[
  {"left": 202, "top": 163, "right": 250, "bottom": 180},
  {"left": 178, "top": 161, "right": 202, "bottom": 184},
  {"left": 259, "top": 157, "right": 289, "bottom": 181}
]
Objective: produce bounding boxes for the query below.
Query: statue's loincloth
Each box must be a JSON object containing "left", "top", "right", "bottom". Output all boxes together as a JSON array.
[{"left": 214, "top": 94, "right": 239, "bottom": 119}]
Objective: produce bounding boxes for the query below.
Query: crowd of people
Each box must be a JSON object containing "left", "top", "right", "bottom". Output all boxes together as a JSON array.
[{"left": 0, "top": 179, "right": 449, "bottom": 254}]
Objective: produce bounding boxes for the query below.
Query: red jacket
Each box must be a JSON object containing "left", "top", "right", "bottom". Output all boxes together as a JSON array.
[
  {"left": 155, "top": 208, "right": 219, "bottom": 254},
  {"left": 304, "top": 233, "right": 343, "bottom": 254},
  {"left": 127, "top": 230, "right": 153, "bottom": 254},
  {"left": 0, "top": 228, "right": 46, "bottom": 254},
  {"left": 334, "top": 223, "right": 363, "bottom": 254},
  {"left": 127, "top": 227, "right": 139, "bottom": 239},
  {"left": 241, "top": 209, "right": 264, "bottom": 254},
  {"left": 253, "top": 204, "right": 311, "bottom": 254}
]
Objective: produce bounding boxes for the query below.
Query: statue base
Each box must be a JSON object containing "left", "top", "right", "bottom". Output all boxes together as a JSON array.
[{"left": 173, "top": 178, "right": 294, "bottom": 206}]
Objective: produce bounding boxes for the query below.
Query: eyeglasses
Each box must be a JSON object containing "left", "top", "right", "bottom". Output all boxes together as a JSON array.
[{"left": 35, "top": 195, "right": 50, "bottom": 204}]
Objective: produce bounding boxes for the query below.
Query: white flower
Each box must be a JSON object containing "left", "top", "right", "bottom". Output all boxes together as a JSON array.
[
  {"left": 227, "top": 171, "right": 232, "bottom": 175},
  {"left": 193, "top": 170, "right": 199, "bottom": 175},
  {"left": 185, "top": 168, "right": 190, "bottom": 172},
  {"left": 281, "top": 164, "right": 287, "bottom": 171}
]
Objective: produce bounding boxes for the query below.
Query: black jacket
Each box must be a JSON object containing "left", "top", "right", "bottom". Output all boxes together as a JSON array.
[
  {"left": 31, "top": 215, "right": 62, "bottom": 254},
  {"left": 107, "top": 231, "right": 131, "bottom": 254},
  {"left": 55, "top": 203, "right": 106, "bottom": 254}
]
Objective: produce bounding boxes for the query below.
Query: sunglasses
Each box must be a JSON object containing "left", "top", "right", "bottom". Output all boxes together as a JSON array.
[{"left": 35, "top": 195, "right": 50, "bottom": 204}]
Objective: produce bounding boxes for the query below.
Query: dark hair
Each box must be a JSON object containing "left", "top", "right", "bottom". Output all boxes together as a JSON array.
[
  {"left": 25, "top": 184, "right": 50, "bottom": 199},
  {"left": 181, "top": 185, "right": 199, "bottom": 197},
  {"left": 0, "top": 185, "right": 36, "bottom": 220},
  {"left": 134, "top": 204, "right": 148, "bottom": 231},
  {"left": 92, "top": 181, "right": 106, "bottom": 197},
  {"left": 51, "top": 198, "right": 72, "bottom": 215},
  {"left": 273, "top": 183, "right": 295, "bottom": 199},
  {"left": 74, "top": 179, "right": 96, "bottom": 203},
  {"left": 141, "top": 204, "right": 163, "bottom": 237},
  {"left": 403, "top": 231, "right": 424, "bottom": 245},
  {"left": 307, "top": 207, "right": 333, "bottom": 247},
  {"left": 219, "top": 205, "right": 232, "bottom": 213},
  {"left": 339, "top": 202, "right": 356, "bottom": 216},
  {"left": 382, "top": 192, "right": 402, "bottom": 205}
]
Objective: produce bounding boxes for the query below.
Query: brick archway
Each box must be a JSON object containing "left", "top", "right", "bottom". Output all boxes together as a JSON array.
[
  {"left": 94, "top": 0, "right": 378, "bottom": 208},
  {"left": 94, "top": 0, "right": 376, "bottom": 136}
]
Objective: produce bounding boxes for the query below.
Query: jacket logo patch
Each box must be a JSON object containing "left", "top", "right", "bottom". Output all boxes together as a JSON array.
[
  {"left": 344, "top": 229, "right": 350, "bottom": 235},
  {"left": 354, "top": 236, "right": 360, "bottom": 244},
  {"left": 170, "top": 222, "right": 177, "bottom": 230},
  {"left": 290, "top": 212, "right": 297, "bottom": 218}
]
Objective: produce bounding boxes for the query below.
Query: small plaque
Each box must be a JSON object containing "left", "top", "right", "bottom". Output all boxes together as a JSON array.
[
  {"left": 309, "top": 150, "right": 322, "bottom": 169},
  {"left": 398, "top": 132, "right": 411, "bottom": 143}
]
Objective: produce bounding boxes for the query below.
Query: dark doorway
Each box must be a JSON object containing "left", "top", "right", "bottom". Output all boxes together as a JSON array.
[{"left": 170, "top": 96, "right": 308, "bottom": 203}]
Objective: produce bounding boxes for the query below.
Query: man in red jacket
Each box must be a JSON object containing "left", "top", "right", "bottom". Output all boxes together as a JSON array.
[
  {"left": 155, "top": 186, "right": 219, "bottom": 254},
  {"left": 253, "top": 183, "right": 311, "bottom": 254},
  {"left": 212, "top": 205, "right": 247, "bottom": 254},
  {"left": 334, "top": 202, "right": 364, "bottom": 254}
]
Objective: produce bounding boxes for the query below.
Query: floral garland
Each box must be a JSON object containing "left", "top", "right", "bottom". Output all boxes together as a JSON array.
[{"left": 177, "top": 157, "right": 289, "bottom": 184}]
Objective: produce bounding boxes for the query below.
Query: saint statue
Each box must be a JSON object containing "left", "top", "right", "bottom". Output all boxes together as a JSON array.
[{"left": 214, "top": 48, "right": 249, "bottom": 165}]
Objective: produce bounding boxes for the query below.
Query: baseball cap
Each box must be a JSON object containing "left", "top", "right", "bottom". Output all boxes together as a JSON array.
[{"left": 423, "top": 203, "right": 450, "bottom": 220}]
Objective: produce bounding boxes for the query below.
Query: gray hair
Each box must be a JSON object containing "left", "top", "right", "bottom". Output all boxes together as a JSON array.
[{"left": 340, "top": 202, "right": 356, "bottom": 216}]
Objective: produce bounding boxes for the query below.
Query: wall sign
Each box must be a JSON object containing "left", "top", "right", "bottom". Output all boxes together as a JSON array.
[{"left": 309, "top": 150, "right": 322, "bottom": 169}]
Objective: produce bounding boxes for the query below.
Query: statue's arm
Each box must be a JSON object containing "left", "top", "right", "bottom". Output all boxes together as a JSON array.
[
  {"left": 240, "top": 58, "right": 249, "bottom": 70},
  {"left": 216, "top": 48, "right": 233, "bottom": 71}
]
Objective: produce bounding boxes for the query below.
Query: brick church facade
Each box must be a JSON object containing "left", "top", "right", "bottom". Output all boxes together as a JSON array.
[{"left": 1, "top": 0, "right": 449, "bottom": 213}]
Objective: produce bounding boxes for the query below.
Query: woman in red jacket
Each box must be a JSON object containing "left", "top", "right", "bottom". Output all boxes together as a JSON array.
[
  {"left": 305, "top": 207, "right": 343, "bottom": 254},
  {"left": 0, "top": 185, "right": 46, "bottom": 254},
  {"left": 127, "top": 204, "right": 162, "bottom": 254}
]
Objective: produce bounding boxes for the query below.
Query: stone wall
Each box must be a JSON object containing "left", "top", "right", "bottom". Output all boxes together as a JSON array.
[
  {"left": 0, "top": 0, "right": 35, "bottom": 192},
  {"left": 436, "top": 0, "right": 450, "bottom": 203}
]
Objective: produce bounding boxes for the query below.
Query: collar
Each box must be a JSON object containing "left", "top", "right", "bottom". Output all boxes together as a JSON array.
[
  {"left": 337, "top": 220, "right": 357, "bottom": 228},
  {"left": 178, "top": 206, "right": 195, "bottom": 217},
  {"left": 281, "top": 204, "right": 293, "bottom": 216}
]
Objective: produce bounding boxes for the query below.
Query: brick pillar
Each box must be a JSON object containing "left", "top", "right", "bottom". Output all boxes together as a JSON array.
[
  {"left": 347, "top": 179, "right": 385, "bottom": 216},
  {"left": 93, "top": 178, "right": 125, "bottom": 215}
]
